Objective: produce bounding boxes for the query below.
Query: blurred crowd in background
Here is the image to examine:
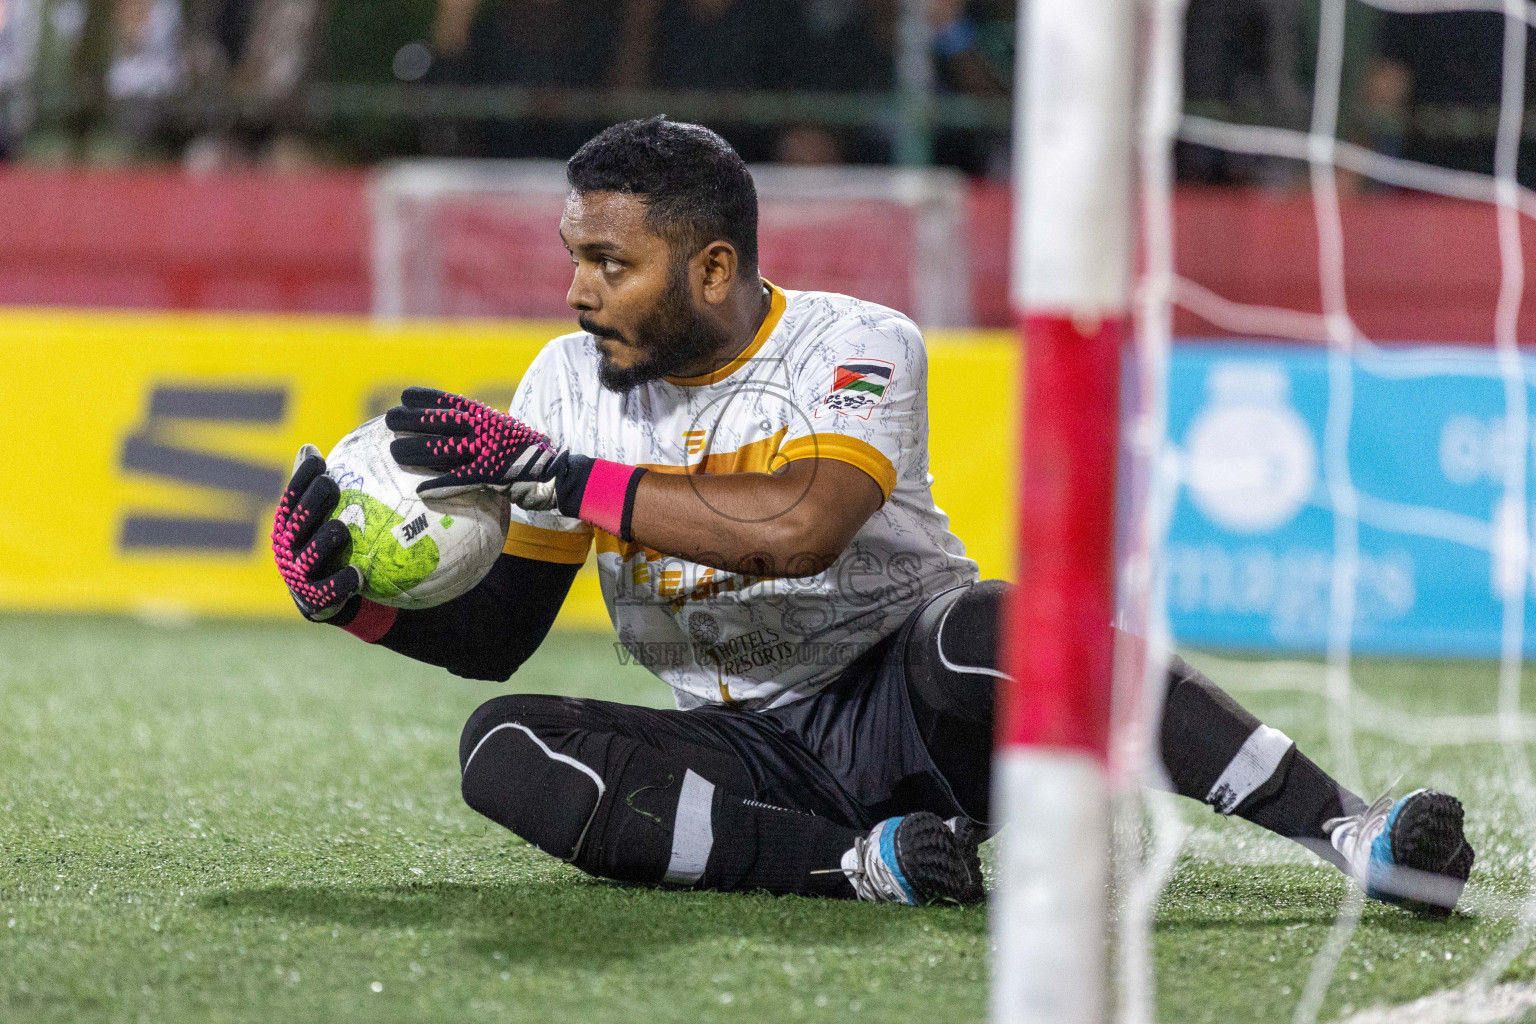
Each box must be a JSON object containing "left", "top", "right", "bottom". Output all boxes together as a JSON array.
[{"left": 0, "top": 0, "right": 1529, "bottom": 183}]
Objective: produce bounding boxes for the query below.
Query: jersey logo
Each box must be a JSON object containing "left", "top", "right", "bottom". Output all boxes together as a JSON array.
[
  {"left": 682, "top": 429, "right": 707, "bottom": 456},
  {"left": 818, "top": 359, "right": 894, "bottom": 420}
]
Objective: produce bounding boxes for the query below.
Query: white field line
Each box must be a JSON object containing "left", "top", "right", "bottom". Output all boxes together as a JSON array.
[{"left": 1331, "top": 981, "right": 1536, "bottom": 1024}]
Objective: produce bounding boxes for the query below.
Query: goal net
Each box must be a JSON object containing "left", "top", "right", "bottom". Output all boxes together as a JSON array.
[
  {"left": 998, "top": 0, "right": 1536, "bottom": 1022},
  {"left": 370, "top": 160, "right": 975, "bottom": 327}
]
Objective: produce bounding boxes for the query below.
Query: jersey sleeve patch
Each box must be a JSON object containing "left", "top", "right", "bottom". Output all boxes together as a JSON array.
[{"left": 816, "top": 358, "right": 895, "bottom": 420}]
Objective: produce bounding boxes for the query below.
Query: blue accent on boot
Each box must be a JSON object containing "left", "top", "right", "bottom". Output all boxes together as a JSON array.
[
  {"left": 878, "top": 818, "right": 919, "bottom": 905},
  {"left": 1366, "top": 789, "right": 1425, "bottom": 903}
]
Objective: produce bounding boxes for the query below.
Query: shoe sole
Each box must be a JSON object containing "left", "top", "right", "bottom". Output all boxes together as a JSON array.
[
  {"left": 949, "top": 817, "right": 987, "bottom": 904},
  {"left": 893, "top": 812, "right": 986, "bottom": 906},
  {"left": 1386, "top": 789, "right": 1475, "bottom": 920}
]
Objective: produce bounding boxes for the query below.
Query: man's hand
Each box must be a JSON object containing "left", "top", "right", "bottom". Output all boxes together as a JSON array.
[
  {"left": 385, "top": 388, "right": 561, "bottom": 504},
  {"left": 387, "top": 388, "right": 647, "bottom": 538},
  {"left": 270, "top": 445, "right": 364, "bottom": 621},
  {"left": 385, "top": 387, "right": 884, "bottom": 572}
]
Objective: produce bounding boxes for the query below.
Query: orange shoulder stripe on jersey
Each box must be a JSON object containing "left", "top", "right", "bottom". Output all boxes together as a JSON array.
[
  {"left": 639, "top": 427, "right": 790, "bottom": 478},
  {"left": 663, "top": 281, "right": 787, "bottom": 387},
  {"left": 778, "top": 433, "right": 898, "bottom": 500},
  {"left": 503, "top": 520, "right": 593, "bottom": 564}
]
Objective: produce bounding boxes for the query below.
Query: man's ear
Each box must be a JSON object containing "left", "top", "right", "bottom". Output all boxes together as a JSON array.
[{"left": 696, "top": 241, "right": 738, "bottom": 305}]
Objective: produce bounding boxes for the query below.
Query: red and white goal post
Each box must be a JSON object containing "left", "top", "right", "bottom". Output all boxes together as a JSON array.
[{"left": 993, "top": 0, "right": 1137, "bottom": 1022}]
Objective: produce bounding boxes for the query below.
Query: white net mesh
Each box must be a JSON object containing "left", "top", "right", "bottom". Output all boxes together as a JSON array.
[{"left": 1120, "top": 0, "right": 1536, "bottom": 1021}]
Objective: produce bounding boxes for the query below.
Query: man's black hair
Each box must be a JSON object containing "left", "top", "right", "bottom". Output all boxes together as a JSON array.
[{"left": 566, "top": 116, "right": 759, "bottom": 272}]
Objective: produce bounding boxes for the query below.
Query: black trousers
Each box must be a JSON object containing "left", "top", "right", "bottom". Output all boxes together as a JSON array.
[
  {"left": 460, "top": 580, "right": 1002, "bottom": 836},
  {"left": 456, "top": 579, "right": 1358, "bottom": 892}
]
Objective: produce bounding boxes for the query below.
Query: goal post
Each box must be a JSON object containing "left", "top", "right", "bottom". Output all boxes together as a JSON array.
[
  {"left": 992, "top": 0, "right": 1137, "bottom": 1022},
  {"left": 999, "top": 0, "right": 1536, "bottom": 1019}
]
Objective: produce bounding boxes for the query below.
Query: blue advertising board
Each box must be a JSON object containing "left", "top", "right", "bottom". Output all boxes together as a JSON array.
[{"left": 1165, "top": 341, "right": 1536, "bottom": 656}]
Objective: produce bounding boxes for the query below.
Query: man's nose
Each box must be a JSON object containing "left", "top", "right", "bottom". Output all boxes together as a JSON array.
[{"left": 567, "top": 265, "right": 598, "bottom": 312}]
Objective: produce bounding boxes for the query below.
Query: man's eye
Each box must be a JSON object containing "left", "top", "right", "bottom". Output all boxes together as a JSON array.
[{"left": 602, "top": 259, "right": 622, "bottom": 274}]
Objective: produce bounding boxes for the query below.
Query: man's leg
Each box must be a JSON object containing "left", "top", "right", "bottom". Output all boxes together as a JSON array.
[
  {"left": 901, "top": 580, "right": 1008, "bottom": 825},
  {"left": 458, "top": 692, "right": 981, "bottom": 903},
  {"left": 906, "top": 579, "right": 1371, "bottom": 852},
  {"left": 1159, "top": 655, "right": 1473, "bottom": 914},
  {"left": 901, "top": 582, "right": 1471, "bottom": 912},
  {"left": 1159, "top": 654, "right": 1360, "bottom": 867}
]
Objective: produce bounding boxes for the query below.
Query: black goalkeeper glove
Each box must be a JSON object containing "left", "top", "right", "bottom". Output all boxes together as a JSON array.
[
  {"left": 386, "top": 387, "right": 646, "bottom": 541},
  {"left": 270, "top": 445, "right": 364, "bottom": 622}
]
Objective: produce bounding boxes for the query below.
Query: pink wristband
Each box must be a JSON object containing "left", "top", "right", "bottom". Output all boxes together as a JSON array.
[
  {"left": 342, "top": 598, "right": 398, "bottom": 643},
  {"left": 578, "top": 458, "right": 641, "bottom": 537}
]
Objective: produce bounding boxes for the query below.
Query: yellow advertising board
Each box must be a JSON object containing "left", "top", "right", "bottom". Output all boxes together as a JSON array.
[{"left": 0, "top": 308, "right": 1016, "bottom": 629}]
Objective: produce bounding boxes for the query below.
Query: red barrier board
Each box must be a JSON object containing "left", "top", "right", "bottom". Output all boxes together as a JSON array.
[
  {"left": 0, "top": 167, "right": 1528, "bottom": 342},
  {"left": 966, "top": 184, "right": 1536, "bottom": 341},
  {"left": 0, "top": 167, "right": 370, "bottom": 313}
]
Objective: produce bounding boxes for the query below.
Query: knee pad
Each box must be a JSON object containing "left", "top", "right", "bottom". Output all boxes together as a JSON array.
[
  {"left": 905, "top": 579, "right": 1011, "bottom": 722},
  {"left": 460, "top": 716, "right": 605, "bottom": 862},
  {"left": 460, "top": 692, "right": 585, "bottom": 769},
  {"left": 938, "top": 579, "right": 1010, "bottom": 671}
]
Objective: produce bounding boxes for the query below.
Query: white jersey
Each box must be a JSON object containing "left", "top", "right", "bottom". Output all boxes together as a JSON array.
[{"left": 503, "top": 283, "right": 978, "bottom": 710}]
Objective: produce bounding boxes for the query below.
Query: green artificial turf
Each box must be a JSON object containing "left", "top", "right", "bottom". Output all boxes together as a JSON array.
[{"left": 1, "top": 616, "right": 1534, "bottom": 1023}]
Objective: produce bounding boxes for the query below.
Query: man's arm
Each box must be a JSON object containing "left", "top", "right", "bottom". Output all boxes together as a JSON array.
[
  {"left": 386, "top": 387, "right": 887, "bottom": 580},
  {"left": 627, "top": 459, "right": 883, "bottom": 578},
  {"left": 272, "top": 445, "right": 579, "bottom": 681},
  {"left": 357, "top": 553, "right": 579, "bottom": 681}
]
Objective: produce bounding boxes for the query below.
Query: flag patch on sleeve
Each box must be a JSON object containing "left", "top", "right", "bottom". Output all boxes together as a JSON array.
[{"left": 817, "top": 359, "right": 895, "bottom": 419}]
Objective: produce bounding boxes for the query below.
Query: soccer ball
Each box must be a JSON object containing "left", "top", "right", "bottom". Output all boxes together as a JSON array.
[{"left": 324, "top": 415, "right": 510, "bottom": 610}]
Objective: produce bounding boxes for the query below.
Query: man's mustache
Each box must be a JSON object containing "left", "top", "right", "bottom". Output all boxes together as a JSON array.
[{"left": 579, "top": 316, "right": 626, "bottom": 343}]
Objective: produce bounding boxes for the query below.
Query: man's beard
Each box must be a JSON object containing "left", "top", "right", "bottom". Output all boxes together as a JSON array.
[{"left": 582, "top": 265, "right": 729, "bottom": 394}]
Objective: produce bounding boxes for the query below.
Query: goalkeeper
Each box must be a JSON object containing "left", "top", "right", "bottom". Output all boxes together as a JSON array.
[{"left": 272, "top": 117, "right": 1473, "bottom": 912}]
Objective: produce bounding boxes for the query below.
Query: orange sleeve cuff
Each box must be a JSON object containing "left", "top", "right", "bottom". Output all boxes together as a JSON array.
[
  {"left": 778, "top": 433, "right": 898, "bottom": 500},
  {"left": 502, "top": 520, "right": 593, "bottom": 564}
]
